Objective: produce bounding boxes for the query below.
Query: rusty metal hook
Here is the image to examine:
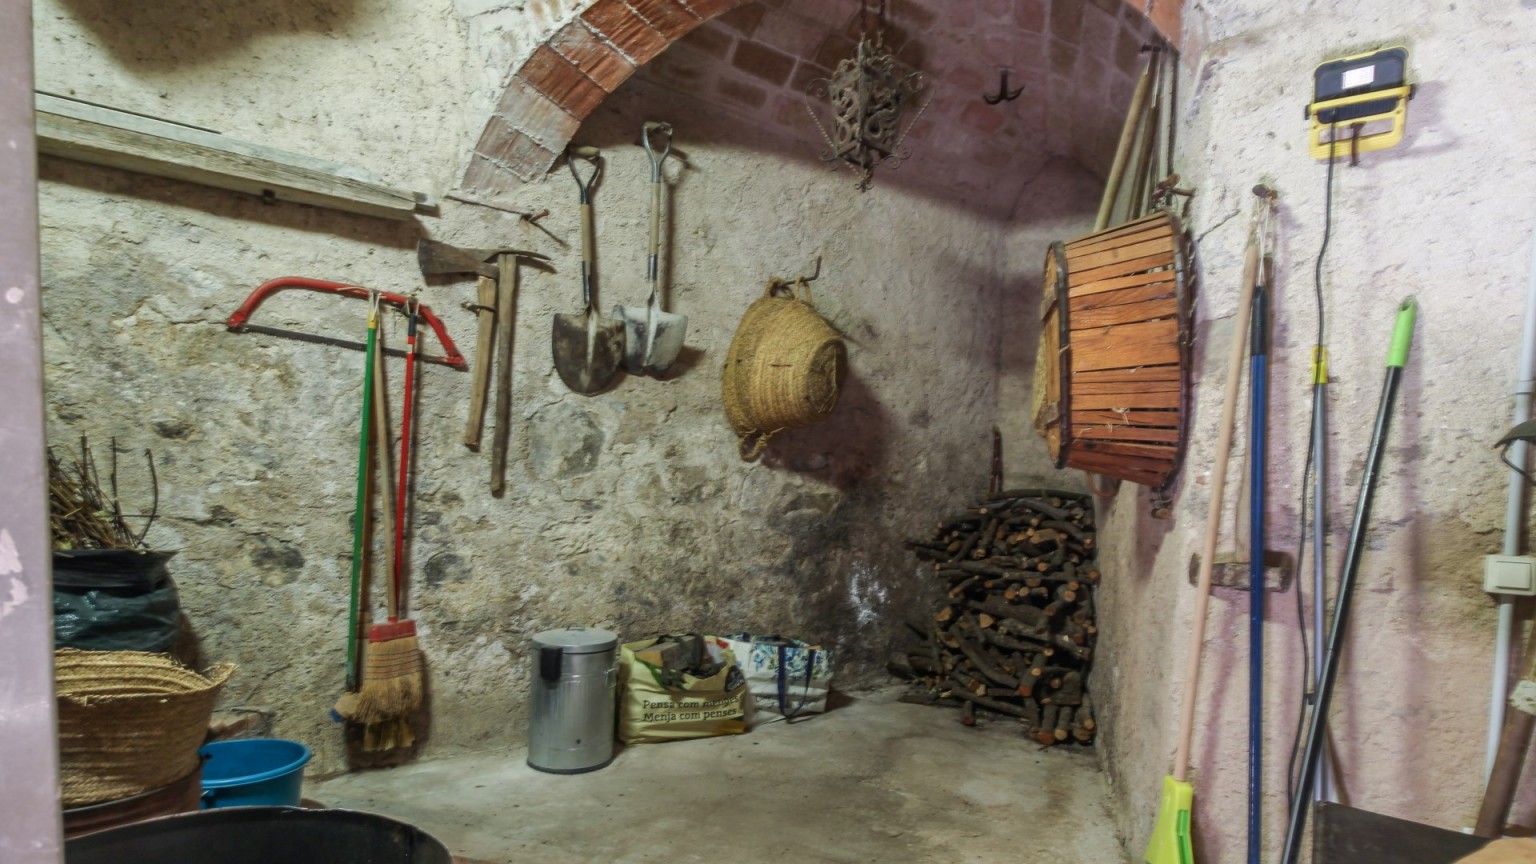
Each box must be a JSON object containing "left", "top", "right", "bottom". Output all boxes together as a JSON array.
[
  {"left": 983, "top": 69, "right": 1024, "bottom": 105},
  {"left": 794, "top": 255, "right": 822, "bottom": 284}
]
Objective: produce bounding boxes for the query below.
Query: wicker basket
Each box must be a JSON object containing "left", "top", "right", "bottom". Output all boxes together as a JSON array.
[
  {"left": 722, "top": 278, "right": 846, "bottom": 460},
  {"left": 56, "top": 649, "right": 234, "bottom": 807}
]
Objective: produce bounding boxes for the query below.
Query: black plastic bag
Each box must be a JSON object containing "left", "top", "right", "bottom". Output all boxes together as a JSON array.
[{"left": 53, "top": 550, "right": 181, "bottom": 653}]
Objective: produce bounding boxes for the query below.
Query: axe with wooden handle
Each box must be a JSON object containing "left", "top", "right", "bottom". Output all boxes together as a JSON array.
[{"left": 417, "top": 239, "right": 551, "bottom": 496}]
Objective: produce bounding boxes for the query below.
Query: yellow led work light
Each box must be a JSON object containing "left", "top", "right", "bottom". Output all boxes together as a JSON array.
[{"left": 1306, "top": 47, "right": 1413, "bottom": 160}]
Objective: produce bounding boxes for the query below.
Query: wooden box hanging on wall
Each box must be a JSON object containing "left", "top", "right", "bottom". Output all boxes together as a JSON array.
[{"left": 1032, "top": 211, "right": 1192, "bottom": 490}]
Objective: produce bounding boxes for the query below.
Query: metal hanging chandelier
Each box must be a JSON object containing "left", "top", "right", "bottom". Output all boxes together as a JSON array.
[{"left": 805, "top": 0, "right": 927, "bottom": 190}]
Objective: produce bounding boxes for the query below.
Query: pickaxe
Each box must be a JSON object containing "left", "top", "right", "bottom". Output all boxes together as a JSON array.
[{"left": 417, "top": 238, "right": 552, "bottom": 498}]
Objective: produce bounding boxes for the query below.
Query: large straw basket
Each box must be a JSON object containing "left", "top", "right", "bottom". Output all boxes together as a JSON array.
[
  {"left": 1032, "top": 211, "right": 1192, "bottom": 491},
  {"left": 723, "top": 278, "right": 847, "bottom": 460},
  {"left": 56, "top": 649, "right": 234, "bottom": 806}
]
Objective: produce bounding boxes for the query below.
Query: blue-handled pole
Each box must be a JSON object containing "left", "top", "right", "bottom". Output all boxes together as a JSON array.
[{"left": 1247, "top": 268, "right": 1270, "bottom": 864}]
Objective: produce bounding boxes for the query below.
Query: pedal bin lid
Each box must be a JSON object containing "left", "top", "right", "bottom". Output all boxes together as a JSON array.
[{"left": 532, "top": 626, "right": 618, "bottom": 654}]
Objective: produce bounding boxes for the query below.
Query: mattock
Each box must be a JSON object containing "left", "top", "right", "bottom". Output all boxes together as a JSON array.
[{"left": 417, "top": 239, "right": 552, "bottom": 496}]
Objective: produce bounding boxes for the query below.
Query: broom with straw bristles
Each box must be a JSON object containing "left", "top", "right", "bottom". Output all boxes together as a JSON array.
[
  {"left": 352, "top": 301, "right": 425, "bottom": 743},
  {"left": 334, "top": 295, "right": 381, "bottom": 724}
]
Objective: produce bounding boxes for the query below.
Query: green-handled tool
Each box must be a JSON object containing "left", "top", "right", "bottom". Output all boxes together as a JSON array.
[
  {"left": 1280, "top": 297, "right": 1418, "bottom": 864},
  {"left": 344, "top": 294, "right": 381, "bottom": 693}
]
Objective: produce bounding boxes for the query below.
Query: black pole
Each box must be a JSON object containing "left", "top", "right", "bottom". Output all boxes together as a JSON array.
[{"left": 1281, "top": 298, "right": 1417, "bottom": 864}]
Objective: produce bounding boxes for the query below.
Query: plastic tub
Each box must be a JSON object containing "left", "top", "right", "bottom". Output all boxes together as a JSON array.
[{"left": 197, "top": 739, "right": 311, "bottom": 809}]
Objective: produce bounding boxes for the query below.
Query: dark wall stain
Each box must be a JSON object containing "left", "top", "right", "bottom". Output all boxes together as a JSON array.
[
  {"left": 424, "top": 552, "right": 472, "bottom": 587},
  {"left": 153, "top": 418, "right": 194, "bottom": 439},
  {"left": 248, "top": 535, "right": 305, "bottom": 584}
]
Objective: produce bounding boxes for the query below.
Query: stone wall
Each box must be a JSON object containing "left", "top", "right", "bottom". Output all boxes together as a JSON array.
[
  {"left": 33, "top": 0, "right": 1105, "bottom": 774},
  {"left": 1084, "top": 1, "right": 1536, "bottom": 858}
]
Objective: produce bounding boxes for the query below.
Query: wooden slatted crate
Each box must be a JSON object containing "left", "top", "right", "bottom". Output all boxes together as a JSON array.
[{"left": 1032, "top": 211, "right": 1192, "bottom": 491}]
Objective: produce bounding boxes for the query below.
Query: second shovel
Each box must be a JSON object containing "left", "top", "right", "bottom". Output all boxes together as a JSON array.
[
  {"left": 553, "top": 146, "right": 624, "bottom": 395},
  {"left": 615, "top": 121, "right": 687, "bottom": 376}
]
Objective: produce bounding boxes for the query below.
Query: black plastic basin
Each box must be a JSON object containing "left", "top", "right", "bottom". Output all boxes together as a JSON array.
[{"left": 65, "top": 806, "right": 454, "bottom": 864}]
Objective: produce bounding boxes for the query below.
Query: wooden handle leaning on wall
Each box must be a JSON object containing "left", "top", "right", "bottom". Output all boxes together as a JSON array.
[
  {"left": 1095, "top": 54, "right": 1156, "bottom": 232},
  {"left": 1170, "top": 222, "right": 1261, "bottom": 783},
  {"left": 462, "top": 274, "right": 497, "bottom": 450},
  {"left": 371, "top": 327, "right": 395, "bottom": 613},
  {"left": 1474, "top": 631, "right": 1536, "bottom": 836},
  {"left": 490, "top": 254, "right": 518, "bottom": 498}
]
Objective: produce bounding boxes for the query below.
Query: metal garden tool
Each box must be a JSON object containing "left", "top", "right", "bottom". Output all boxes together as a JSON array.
[
  {"left": 416, "top": 239, "right": 552, "bottom": 497},
  {"left": 415, "top": 238, "right": 549, "bottom": 450},
  {"left": 614, "top": 122, "right": 687, "bottom": 376},
  {"left": 1282, "top": 298, "right": 1418, "bottom": 864},
  {"left": 554, "top": 146, "right": 625, "bottom": 395},
  {"left": 226, "top": 277, "right": 466, "bottom": 368}
]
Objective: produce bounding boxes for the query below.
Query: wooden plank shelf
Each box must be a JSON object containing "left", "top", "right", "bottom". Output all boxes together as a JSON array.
[{"left": 35, "top": 92, "right": 435, "bottom": 221}]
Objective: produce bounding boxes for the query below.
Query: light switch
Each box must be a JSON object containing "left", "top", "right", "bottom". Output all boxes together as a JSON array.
[{"left": 1485, "top": 555, "right": 1536, "bottom": 596}]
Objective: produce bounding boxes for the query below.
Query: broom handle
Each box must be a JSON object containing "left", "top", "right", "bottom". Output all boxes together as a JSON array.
[
  {"left": 346, "top": 296, "right": 380, "bottom": 692},
  {"left": 1171, "top": 216, "right": 1263, "bottom": 782},
  {"left": 391, "top": 303, "right": 419, "bottom": 621},
  {"left": 371, "top": 314, "right": 395, "bottom": 618},
  {"left": 1282, "top": 298, "right": 1417, "bottom": 864}
]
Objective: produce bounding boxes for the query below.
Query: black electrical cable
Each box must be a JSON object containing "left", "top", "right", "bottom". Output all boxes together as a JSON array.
[{"left": 1286, "top": 123, "right": 1338, "bottom": 806}]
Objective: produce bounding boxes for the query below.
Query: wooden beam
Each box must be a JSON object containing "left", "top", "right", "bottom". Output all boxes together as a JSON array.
[{"left": 34, "top": 93, "right": 435, "bottom": 221}]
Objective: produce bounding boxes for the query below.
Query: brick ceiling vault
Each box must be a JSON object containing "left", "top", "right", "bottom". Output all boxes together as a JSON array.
[{"left": 459, "top": 0, "right": 1181, "bottom": 199}]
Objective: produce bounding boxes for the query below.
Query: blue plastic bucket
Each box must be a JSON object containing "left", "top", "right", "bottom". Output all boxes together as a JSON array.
[{"left": 197, "top": 739, "right": 311, "bottom": 809}]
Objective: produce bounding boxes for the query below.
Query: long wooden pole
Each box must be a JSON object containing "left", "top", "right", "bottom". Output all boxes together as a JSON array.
[
  {"left": 1475, "top": 635, "right": 1536, "bottom": 836},
  {"left": 1128, "top": 51, "right": 1163, "bottom": 222},
  {"left": 1171, "top": 202, "right": 1264, "bottom": 781},
  {"left": 1095, "top": 55, "right": 1155, "bottom": 232}
]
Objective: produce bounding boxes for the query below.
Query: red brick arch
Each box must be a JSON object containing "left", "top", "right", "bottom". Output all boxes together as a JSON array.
[
  {"left": 460, "top": 0, "right": 1180, "bottom": 196},
  {"left": 461, "top": 0, "right": 752, "bottom": 195}
]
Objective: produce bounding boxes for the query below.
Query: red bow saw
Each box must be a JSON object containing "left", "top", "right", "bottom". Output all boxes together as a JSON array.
[{"left": 226, "top": 276, "right": 466, "bottom": 369}]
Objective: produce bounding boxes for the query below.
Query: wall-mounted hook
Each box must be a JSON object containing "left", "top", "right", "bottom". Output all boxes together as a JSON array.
[
  {"left": 983, "top": 69, "right": 1025, "bottom": 105},
  {"left": 796, "top": 255, "right": 822, "bottom": 284}
]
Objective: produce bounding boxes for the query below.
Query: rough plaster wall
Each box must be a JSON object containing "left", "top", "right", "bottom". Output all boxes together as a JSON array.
[
  {"left": 32, "top": 0, "right": 1044, "bottom": 775},
  {"left": 1087, "top": 1, "right": 1536, "bottom": 858},
  {"left": 34, "top": 0, "right": 478, "bottom": 195}
]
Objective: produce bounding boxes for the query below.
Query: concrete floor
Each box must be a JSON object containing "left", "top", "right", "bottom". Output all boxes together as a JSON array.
[{"left": 312, "top": 687, "right": 1126, "bottom": 863}]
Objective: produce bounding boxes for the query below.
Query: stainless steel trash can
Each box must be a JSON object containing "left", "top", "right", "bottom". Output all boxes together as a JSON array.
[{"left": 528, "top": 627, "right": 619, "bottom": 774}]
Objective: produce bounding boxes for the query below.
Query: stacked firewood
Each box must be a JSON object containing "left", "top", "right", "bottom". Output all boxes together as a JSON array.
[{"left": 890, "top": 488, "right": 1099, "bottom": 746}]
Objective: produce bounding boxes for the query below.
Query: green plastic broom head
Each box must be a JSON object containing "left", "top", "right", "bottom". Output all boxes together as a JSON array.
[{"left": 1145, "top": 775, "right": 1195, "bottom": 864}]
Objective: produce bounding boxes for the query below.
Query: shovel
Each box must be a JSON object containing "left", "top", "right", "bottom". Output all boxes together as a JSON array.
[
  {"left": 614, "top": 121, "right": 687, "bottom": 376},
  {"left": 553, "top": 146, "right": 624, "bottom": 395}
]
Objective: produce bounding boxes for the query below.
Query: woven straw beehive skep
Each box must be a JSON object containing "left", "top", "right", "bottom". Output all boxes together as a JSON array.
[{"left": 722, "top": 278, "right": 847, "bottom": 460}]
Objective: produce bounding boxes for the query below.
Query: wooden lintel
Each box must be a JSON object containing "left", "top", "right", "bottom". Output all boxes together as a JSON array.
[{"left": 34, "top": 93, "right": 435, "bottom": 221}]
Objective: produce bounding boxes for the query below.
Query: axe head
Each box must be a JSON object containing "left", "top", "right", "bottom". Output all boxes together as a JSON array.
[{"left": 417, "top": 239, "right": 553, "bottom": 282}]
